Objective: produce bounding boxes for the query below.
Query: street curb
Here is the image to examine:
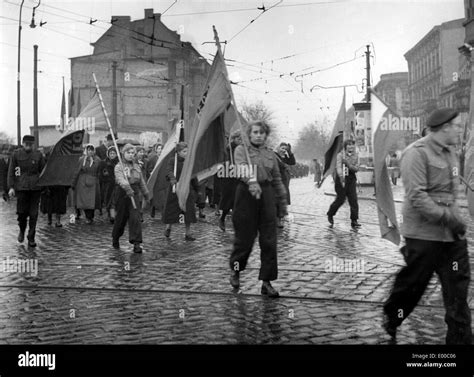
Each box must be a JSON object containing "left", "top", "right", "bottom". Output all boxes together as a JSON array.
[{"left": 323, "top": 191, "right": 469, "bottom": 208}]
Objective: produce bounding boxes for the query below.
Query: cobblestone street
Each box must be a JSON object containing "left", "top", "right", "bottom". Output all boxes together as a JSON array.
[{"left": 0, "top": 176, "right": 473, "bottom": 344}]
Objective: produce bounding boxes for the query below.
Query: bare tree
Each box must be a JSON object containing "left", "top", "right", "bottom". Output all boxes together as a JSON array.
[
  {"left": 239, "top": 100, "right": 280, "bottom": 149},
  {"left": 293, "top": 121, "right": 331, "bottom": 162},
  {"left": 0, "top": 131, "right": 15, "bottom": 145}
]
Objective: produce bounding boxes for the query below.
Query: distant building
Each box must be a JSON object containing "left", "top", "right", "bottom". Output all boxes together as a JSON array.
[
  {"left": 405, "top": 18, "right": 469, "bottom": 125},
  {"left": 373, "top": 72, "right": 410, "bottom": 116},
  {"left": 69, "top": 8, "right": 211, "bottom": 146}
]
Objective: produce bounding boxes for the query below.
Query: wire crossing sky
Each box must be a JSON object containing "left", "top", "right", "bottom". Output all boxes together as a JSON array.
[{"left": 0, "top": 0, "right": 464, "bottom": 143}]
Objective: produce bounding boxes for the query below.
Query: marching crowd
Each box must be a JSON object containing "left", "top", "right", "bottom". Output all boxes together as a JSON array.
[{"left": 1, "top": 109, "right": 472, "bottom": 343}]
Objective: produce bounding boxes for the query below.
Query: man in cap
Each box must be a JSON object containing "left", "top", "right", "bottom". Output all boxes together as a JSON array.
[
  {"left": 96, "top": 134, "right": 114, "bottom": 161},
  {"left": 7, "top": 135, "right": 46, "bottom": 247},
  {"left": 383, "top": 108, "right": 472, "bottom": 344}
]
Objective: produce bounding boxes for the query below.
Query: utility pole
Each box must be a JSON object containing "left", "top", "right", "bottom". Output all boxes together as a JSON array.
[
  {"left": 112, "top": 61, "right": 118, "bottom": 136},
  {"left": 33, "top": 45, "right": 39, "bottom": 149},
  {"left": 17, "top": 0, "right": 25, "bottom": 146},
  {"left": 365, "top": 44, "right": 371, "bottom": 103}
]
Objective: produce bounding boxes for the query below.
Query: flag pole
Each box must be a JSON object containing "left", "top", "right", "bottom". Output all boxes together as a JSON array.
[
  {"left": 172, "top": 84, "right": 185, "bottom": 193},
  {"left": 92, "top": 73, "right": 136, "bottom": 209},
  {"left": 212, "top": 26, "right": 254, "bottom": 180}
]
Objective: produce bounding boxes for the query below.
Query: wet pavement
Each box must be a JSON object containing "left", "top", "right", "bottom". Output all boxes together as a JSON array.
[{"left": 0, "top": 176, "right": 473, "bottom": 344}]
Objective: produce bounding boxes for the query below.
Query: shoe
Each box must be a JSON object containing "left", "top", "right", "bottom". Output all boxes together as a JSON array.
[
  {"left": 199, "top": 211, "right": 206, "bottom": 219},
  {"left": 277, "top": 218, "right": 284, "bottom": 228},
  {"left": 230, "top": 271, "right": 240, "bottom": 289},
  {"left": 383, "top": 315, "right": 397, "bottom": 338},
  {"left": 218, "top": 218, "right": 225, "bottom": 231},
  {"left": 133, "top": 243, "right": 142, "bottom": 253},
  {"left": 47, "top": 216, "right": 52, "bottom": 225},
  {"left": 55, "top": 223, "right": 62, "bottom": 228},
  {"left": 112, "top": 240, "right": 120, "bottom": 249},
  {"left": 164, "top": 228, "right": 171, "bottom": 238},
  {"left": 261, "top": 282, "right": 279, "bottom": 298},
  {"left": 86, "top": 219, "right": 93, "bottom": 225},
  {"left": 27, "top": 239, "right": 37, "bottom": 248},
  {"left": 351, "top": 221, "right": 362, "bottom": 228},
  {"left": 327, "top": 214, "right": 334, "bottom": 226},
  {"left": 18, "top": 231, "right": 25, "bottom": 243},
  {"left": 150, "top": 207, "right": 155, "bottom": 218},
  {"left": 185, "top": 235, "right": 196, "bottom": 241}
]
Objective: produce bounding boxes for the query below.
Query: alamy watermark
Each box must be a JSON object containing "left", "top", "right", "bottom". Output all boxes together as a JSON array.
[
  {"left": 216, "top": 162, "right": 258, "bottom": 179},
  {"left": 56, "top": 115, "right": 95, "bottom": 134},
  {"left": 379, "top": 114, "right": 420, "bottom": 134},
  {"left": 0, "top": 257, "right": 38, "bottom": 276},
  {"left": 324, "top": 256, "right": 365, "bottom": 273}
]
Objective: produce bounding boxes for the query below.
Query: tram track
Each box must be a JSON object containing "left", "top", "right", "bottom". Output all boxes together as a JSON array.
[{"left": 0, "top": 283, "right": 449, "bottom": 309}]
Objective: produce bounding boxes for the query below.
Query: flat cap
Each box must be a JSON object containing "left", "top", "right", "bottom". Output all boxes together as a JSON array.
[
  {"left": 22, "top": 135, "right": 35, "bottom": 143},
  {"left": 427, "top": 108, "right": 459, "bottom": 128}
]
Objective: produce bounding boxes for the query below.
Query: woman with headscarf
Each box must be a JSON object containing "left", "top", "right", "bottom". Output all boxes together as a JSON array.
[
  {"left": 217, "top": 130, "right": 242, "bottom": 231},
  {"left": 162, "top": 142, "right": 199, "bottom": 241},
  {"left": 72, "top": 144, "right": 101, "bottom": 224},
  {"left": 112, "top": 144, "right": 150, "bottom": 253},
  {"left": 229, "top": 121, "right": 287, "bottom": 298},
  {"left": 98, "top": 146, "right": 119, "bottom": 223}
]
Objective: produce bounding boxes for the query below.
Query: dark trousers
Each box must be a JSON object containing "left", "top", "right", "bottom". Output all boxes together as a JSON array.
[
  {"left": 327, "top": 175, "right": 358, "bottom": 221},
  {"left": 16, "top": 190, "right": 41, "bottom": 241},
  {"left": 84, "top": 209, "right": 95, "bottom": 220},
  {"left": 230, "top": 182, "right": 277, "bottom": 281},
  {"left": 384, "top": 238, "right": 472, "bottom": 344},
  {"left": 112, "top": 190, "right": 142, "bottom": 244}
]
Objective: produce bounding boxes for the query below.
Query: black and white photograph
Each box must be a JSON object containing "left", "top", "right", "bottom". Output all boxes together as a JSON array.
[{"left": 0, "top": 0, "right": 473, "bottom": 376}]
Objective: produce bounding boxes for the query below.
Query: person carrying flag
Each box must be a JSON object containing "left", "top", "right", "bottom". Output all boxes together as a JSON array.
[
  {"left": 112, "top": 144, "right": 150, "bottom": 253},
  {"left": 326, "top": 139, "right": 361, "bottom": 229}
]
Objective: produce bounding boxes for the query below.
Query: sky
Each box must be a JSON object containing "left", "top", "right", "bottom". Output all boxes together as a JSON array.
[{"left": 0, "top": 0, "right": 465, "bottom": 144}]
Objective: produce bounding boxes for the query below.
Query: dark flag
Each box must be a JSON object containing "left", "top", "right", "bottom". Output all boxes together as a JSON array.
[
  {"left": 38, "top": 130, "right": 85, "bottom": 186},
  {"left": 176, "top": 49, "right": 234, "bottom": 211},
  {"left": 320, "top": 89, "right": 346, "bottom": 187}
]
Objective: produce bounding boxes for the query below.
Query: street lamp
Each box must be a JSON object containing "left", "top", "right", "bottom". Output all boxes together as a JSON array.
[
  {"left": 17, "top": 0, "right": 25, "bottom": 146},
  {"left": 30, "top": 0, "right": 41, "bottom": 28}
]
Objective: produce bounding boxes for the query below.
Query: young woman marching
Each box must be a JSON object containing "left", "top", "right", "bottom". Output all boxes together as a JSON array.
[
  {"left": 112, "top": 144, "right": 150, "bottom": 253},
  {"left": 162, "top": 142, "right": 199, "bottom": 241},
  {"left": 229, "top": 121, "right": 288, "bottom": 298},
  {"left": 98, "top": 146, "right": 119, "bottom": 223}
]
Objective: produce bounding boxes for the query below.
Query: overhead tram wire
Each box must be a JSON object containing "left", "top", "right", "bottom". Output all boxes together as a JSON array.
[
  {"left": 227, "top": 0, "right": 283, "bottom": 44},
  {"left": 161, "top": 0, "right": 348, "bottom": 17},
  {"left": 5, "top": 0, "right": 185, "bottom": 51}
]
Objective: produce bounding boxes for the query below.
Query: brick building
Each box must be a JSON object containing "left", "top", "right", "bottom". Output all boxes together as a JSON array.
[{"left": 68, "top": 8, "right": 210, "bottom": 145}]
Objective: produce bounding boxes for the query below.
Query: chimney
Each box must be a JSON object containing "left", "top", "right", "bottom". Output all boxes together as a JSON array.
[{"left": 144, "top": 8, "right": 154, "bottom": 19}]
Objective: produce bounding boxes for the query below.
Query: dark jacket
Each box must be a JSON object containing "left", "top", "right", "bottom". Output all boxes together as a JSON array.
[
  {"left": 7, "top": 148, "right": 45, "bottom": 191},
  {"left": 99, "top": 157, "right": 118, "bottom": 183},
  {"left": 162, "top": 155, "right": 199, "bottom": 224}
]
